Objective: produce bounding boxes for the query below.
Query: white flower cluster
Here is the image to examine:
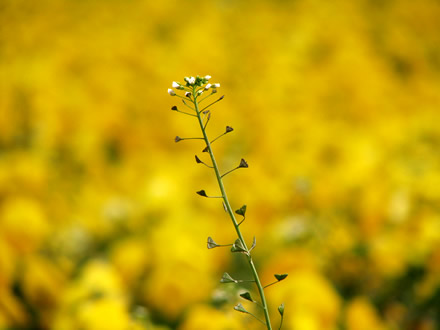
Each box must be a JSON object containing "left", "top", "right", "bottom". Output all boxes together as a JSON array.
[{"left": 168, "top": 75, "right": 220, "bottom": 97}]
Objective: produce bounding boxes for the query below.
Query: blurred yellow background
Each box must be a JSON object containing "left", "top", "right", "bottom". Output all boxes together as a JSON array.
[{"left": 1, "top": 0, "right": 440, "bottom": 329}]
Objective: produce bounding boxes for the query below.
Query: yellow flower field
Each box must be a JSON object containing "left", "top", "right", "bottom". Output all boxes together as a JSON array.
[{"left": 1, "top": 0, "right": 439, "bottom": 329}]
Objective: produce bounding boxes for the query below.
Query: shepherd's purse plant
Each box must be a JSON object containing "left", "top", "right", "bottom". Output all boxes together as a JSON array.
[{"left": 168, "top": 75, "right": 287, "bottom": 329}]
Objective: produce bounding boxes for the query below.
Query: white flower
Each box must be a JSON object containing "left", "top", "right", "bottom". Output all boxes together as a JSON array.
[
  {"left": 185, "top": 76, "right": 196, "bottom": 85},
  {"left": 213, "top": 83, "right": 220, "bottom": 88},
  {"left": 172, "top": 81, "right": 180, "bottom": 88},
  {"left": 168, "top": 88, "right": 176, "bottom": 96},
  {"left": 205, "top": 83, "right": 212, "bottom": 90},
  {"left": 197, "top": 90, "right": 204, "bottom": 95},
  {"left": 205, "top": 75, "right": 211, "bottom": 80}
]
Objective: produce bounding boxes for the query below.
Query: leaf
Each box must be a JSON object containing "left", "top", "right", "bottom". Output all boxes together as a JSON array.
[
  {"left": 220, "top": 272, "right": 237, "bottom": 283},
  {"left": 235, "top": 205, "right": 247, "bottom": 217},
  {"left": 239, "top": 292, "right": 253, "bottom": 302},
  {"left": 207, "top": 237, "right": 218, "bottom": 249},
  {"left": 231, "top": 238, "right": 247, "bottom": 253},
  {"left": 274, "top": 274, "right": 288, "bottom": 282},
  {"left": 233, "top": 303, "right": 248, "bottom": 313},
  {"left": 278, "top": 303, "right": 285, "bottom": 316}
]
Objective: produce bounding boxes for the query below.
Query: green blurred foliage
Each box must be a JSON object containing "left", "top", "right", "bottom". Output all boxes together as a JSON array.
[{"left": 1, "top": 0, "right": 440, "bottom": 329}]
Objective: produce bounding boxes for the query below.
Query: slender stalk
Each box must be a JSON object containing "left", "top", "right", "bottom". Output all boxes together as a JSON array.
[{"left": 193, "top": 88, "right": 272, "bottom": 330}]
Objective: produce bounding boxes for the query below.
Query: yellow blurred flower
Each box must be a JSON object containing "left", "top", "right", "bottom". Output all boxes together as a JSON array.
[
  {"left": 345, "top": 297, "right": 386, "bottom": 330},
  {"left": 52, "top": 260, "right": 133, "bottom": 330},
  {"left": 142, "top": 264, "right": 214, "bottom": 321},
  {"left": 66, "top": 260, "right": 125, "bottom": 303},
  {"left": 0, "top": 196, "right": 49, "bottom": 254},
  {"left": 21, "top": 255, "right": 66, "bottom": 308},
  {"left": 0, "top": 153, "right": 48, "bottom": 194},
  {"left": 0, "top": 239, "right": 15, "bottom": 288},
  {"left": 75, "top": 299, "right": 134, "bottom": 330},
  {"left": 0, "top": 286, "right": 28, "bottom": 328},
  {"left": 110, "top": 236, "right": 151, "bottom": 286},
  {"left": 370, "top": 232, "right": 408, "bottom": 278}
]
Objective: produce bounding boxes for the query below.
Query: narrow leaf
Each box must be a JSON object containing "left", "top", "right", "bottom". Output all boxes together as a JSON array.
[
  {"left": 274, "top": 274, "right": 288, "bottom": 282},
  {"left": 222, "top": 202, "right": 227, "bottom": 212},
  {"left": 249, "top": 236, "right": 256, "bottom": 252},
  {"left": 204, "top": 112, "right": 211, "bottom": 129}
]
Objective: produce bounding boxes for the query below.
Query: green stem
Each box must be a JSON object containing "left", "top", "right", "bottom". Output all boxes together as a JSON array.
[
  {"left": 193, "top": 90, "right": 272, "bottom": 330},
  {"left": 278, "top": 315, "right": 284, "bottom": 330}
]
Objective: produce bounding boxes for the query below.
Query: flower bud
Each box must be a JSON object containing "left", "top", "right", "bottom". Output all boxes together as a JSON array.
[
  {"left": 205, "top": 75, "right": 211, "bottom": 80},
  {"left": 278, "top": 303, "right": 285, "bottom": 316},
  {"left": 185, "top": 92, "right": 191, "bottom": 97},
  {"left": 168, "top": 89, "right": 176, "bottom": 96},
  {"left": 205, "top": 83, "right": 212, "bottom": 90},
  {"left": 172, "top": 81, "right": 180, "bottom": 88}
]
